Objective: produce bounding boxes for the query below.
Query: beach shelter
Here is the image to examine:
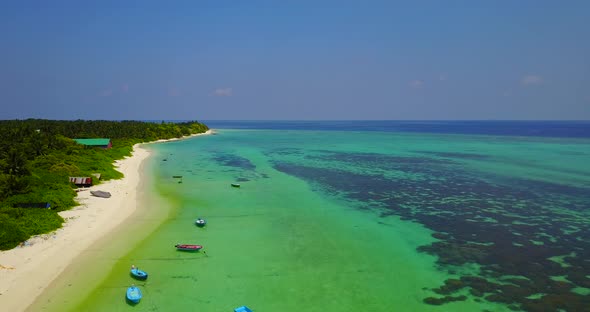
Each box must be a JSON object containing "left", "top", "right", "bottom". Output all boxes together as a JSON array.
[
  {"left": 73, "top": 138, "right": 112, "bottom": 149},
  {"left": 69, "top": 177, "right": 93, "bottom": 187},
  {"left": 15, "top": 202, "right": 52, "bottom": 209}
]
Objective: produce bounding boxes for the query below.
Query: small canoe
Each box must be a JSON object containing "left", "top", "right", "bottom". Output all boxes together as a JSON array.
[
  {"left": 90, "top": 190, "right": 111, "bottom": 198},
  {"left": 130, "top": 266, "right": 148, "bottom": 280},
  {"left": 172, "top": 175, "right": 183, "bottom": 178},
  {"left": 235, "top": 306, "right": 253, "bottom": 312},
  {"left": 195, "top": 218, "right": 206, "bottom": 227},
  {"left": 231, "top": 183, "right": 241, "bottom": 188},
  {"left": 175, "top": 244, "right": 203, "bottom": 251},
  {"left": 126, "top": 285, "right": 142, "bottom": 304}
]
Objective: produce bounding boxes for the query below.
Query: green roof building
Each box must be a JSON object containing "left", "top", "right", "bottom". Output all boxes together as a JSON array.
[{"left": 73, "top": 138, "right": 112, "bottom": 149}]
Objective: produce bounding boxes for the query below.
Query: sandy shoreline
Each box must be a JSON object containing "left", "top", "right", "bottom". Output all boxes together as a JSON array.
[{"left": 0, "top": 130, "right": 212, "bottom": 312}]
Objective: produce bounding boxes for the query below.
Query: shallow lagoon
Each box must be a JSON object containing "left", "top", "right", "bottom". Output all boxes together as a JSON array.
[{"left": 33, "top": 126, "right": 590, "bottom": 311}]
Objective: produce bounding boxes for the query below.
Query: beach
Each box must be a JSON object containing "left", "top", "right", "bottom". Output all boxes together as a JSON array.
[{"left": 0, "top": 130, "right": 211, "bottom": 312}]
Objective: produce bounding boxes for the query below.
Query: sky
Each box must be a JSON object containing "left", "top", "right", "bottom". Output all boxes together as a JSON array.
[{"left": 0, "top": 1, "right": 589, "bottom": 120}]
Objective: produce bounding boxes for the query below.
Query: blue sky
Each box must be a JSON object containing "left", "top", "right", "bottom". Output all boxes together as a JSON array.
[{"left": 1, "top": 1, "right": 588, "bottom": 120}]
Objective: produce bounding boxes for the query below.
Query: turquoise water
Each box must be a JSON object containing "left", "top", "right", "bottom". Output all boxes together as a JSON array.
[{"left": 33, "top": 129, "right": 590, "bottom": 312}]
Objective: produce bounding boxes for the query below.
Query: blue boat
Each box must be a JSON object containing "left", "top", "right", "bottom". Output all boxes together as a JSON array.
[
  {"left": 234, "top": 306, "right": 253, "bottom": 312},
  {"left": 126, "top": 285, "right": 142, "bottom": 304},
  {"left": 130, "top": 265, "right": 148, "bottom": 280}
]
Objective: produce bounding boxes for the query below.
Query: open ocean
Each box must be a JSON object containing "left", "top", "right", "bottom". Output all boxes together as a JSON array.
[{"left": 33, "top": 121, "right": 590, "bottom": 312}]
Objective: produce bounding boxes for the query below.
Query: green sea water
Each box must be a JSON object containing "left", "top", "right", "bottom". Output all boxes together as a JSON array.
[{"left": 30, "top": 129, "right": 590, "bottom": 312}]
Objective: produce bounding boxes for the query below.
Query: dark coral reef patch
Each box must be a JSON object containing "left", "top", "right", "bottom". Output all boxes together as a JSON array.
[{"left": 271, "top": 149, "right": 590, "bottom": 311}]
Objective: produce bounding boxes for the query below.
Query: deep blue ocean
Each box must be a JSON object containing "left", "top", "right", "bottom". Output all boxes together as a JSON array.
[{"left": 201, "top": 120, "right": 590, "bottom": 138}]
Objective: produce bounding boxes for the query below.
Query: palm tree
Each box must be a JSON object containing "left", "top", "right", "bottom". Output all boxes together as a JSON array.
[{"left": 2, "top": 147, "right": 29, "bottom": 176}]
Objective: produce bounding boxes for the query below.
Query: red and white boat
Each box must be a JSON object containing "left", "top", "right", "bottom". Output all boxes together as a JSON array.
[{"left": 175, "top": 244, "right": 203, "bottom": 251}]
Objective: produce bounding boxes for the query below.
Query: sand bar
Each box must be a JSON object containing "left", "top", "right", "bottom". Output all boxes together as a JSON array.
[{"left": 0, "top": 130, "right": 211, "bottom": 311}]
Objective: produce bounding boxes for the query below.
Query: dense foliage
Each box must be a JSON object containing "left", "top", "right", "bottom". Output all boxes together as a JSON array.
[{"left": 0, "top": 119, "right": 208, "bottom": 250}]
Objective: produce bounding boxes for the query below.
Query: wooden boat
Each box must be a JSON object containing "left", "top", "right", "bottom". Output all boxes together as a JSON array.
[
  {"left": 130, "top": 265, "right": 148, "bottom": 280},
  {"left": 231, "top": 183, "right": 241, "bottom": 188},
  {"left": 126, "top": 285, "right": 142, "bottom": 304},
  {"left": 175, "top": 244, "right": 203, "bottom": 251},
  {"left": 235, "top": 306, "right": 253, "bottom": 312},
  {"left": 172, "top": 175, "right": 183, "bottom": 178},
  {"left": 90, "top": 190, "right": 111, "bottom": 198},
  {"left": 195, "top": 218, "right": 206, "bottom": 227}
]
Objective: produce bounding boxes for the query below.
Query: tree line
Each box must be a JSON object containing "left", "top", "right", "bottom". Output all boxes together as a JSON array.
[{"left": 0, "top": 119, "right": 208, "bottom": 250}]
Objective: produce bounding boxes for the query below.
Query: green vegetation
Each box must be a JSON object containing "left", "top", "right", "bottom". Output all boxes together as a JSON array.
[{"left": 0, "top": 119, "right": 208, "bottom": 250}]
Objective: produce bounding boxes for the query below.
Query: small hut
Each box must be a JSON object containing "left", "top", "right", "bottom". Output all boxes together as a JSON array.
[
  {"left": 15, "top": 202, "right": 52, "bottom": 209},
  {"left": 69, "top": 176, "right": 93, "bottom": 187},
  {"left": 73, "top": 138, "right": 112, "bottom": 149}
]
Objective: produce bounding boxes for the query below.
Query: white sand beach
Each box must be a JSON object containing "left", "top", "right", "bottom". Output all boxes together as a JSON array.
[{"left": 0, "top": 130, "right": 211, "bottom": 312}]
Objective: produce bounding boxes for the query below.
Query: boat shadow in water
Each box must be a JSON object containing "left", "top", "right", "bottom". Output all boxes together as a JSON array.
[{"left": 125, "top": 297, "right": 139, "bottom": 306}]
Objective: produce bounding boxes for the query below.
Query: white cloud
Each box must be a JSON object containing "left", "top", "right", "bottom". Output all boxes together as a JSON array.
[
  {"left": 409, "top": 80, "right": 424, "bottom": 88},
  {"left": 212, "top": 87, "right": 233, "bottom": 96},
  {"left": 521, "top": 75, "right": 543, "bottom": 85}
]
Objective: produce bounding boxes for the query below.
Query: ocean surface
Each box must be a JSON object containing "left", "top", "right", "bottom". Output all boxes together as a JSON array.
[
  {"left": 34, "top": 121, "right": 590, "bottom": 311},
  {"left": 203, "top": 120, "right": 590, "bottom": 138}
]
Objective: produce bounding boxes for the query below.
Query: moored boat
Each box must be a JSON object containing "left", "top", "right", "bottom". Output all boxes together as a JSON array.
[
  {"left": 175, "top": 244, "right": 203, "bottom": 251},
  {"left": 231, "top": 183, "right": 241, "bottom": 188},
  {"left": 126, "top": 285, "right": 142, "bottom": 304},
  {"left": 235, "top": 306, "right": 253, "bottom": 312},
  {"left": 90, "top": 190, "right": 111, "bottom": 198},
  {"left": 130, "top": 265, "right": 148, "bottom": 280},
  {"left": 195, "top": 218, "right": 206, "bottom": 227}
]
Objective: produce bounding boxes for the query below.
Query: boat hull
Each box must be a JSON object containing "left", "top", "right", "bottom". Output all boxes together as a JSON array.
[
  {"left": 126, "top": 286, "right": 142, "bottom": 304},
  {"left": 90, "top": 190, "right": 111, "bottom": 198},
  {"left": 195, "top": 219, "right": 206, "bottom": 227},
  {"left": 175, "top": 244, "right": 203, "bottom": 251},
  {"left": 130, "top": 268, "right": 148, "bottom": 280}
]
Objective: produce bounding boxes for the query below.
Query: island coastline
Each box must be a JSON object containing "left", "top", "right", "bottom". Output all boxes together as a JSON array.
[{"left": 0, "top": 130, "right": 212, "bottom": 312}]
